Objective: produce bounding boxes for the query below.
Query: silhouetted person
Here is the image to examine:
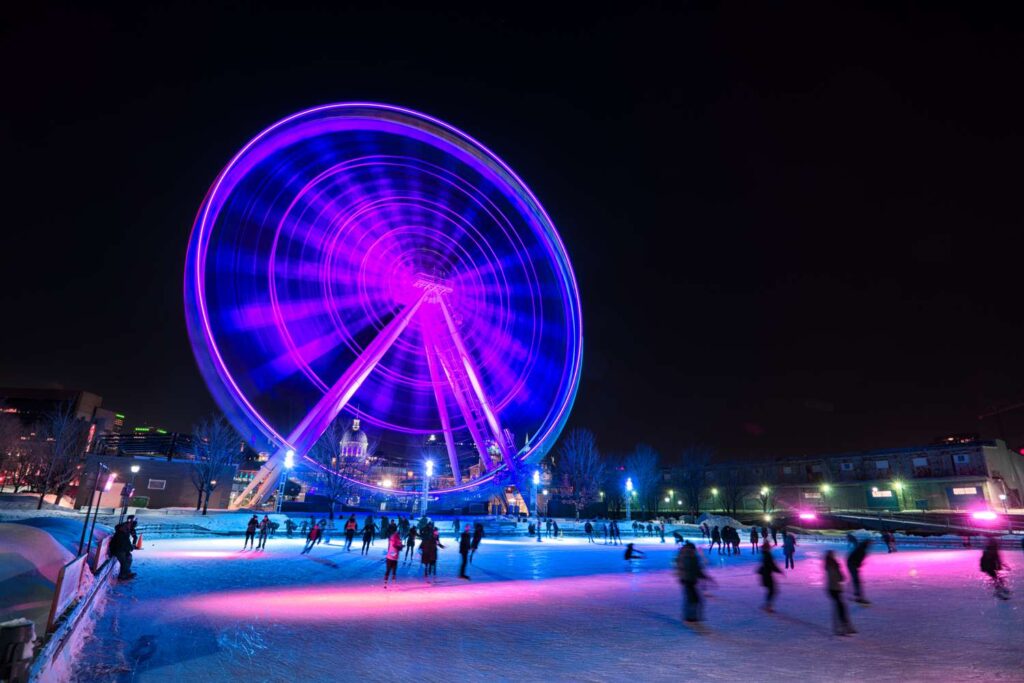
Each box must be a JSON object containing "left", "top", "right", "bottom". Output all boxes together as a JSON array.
[
  {"left": 344, "top": 515, "right": 357, "bottom": 551},
  {"left": 257, "top": 515, "right": 270, "bottom": 550},
  {"left": 676, "top": 541, "right": 713, "bottom": 623},
  {"left": 847, "top": 539, "right": 872, "bottom": 604},
  {"left": 243, "top": 515, "right": 258, "bottom": 549},
  {"left": 758, "top": 542, "right": 782, "bottom": 612},
  {"left": 783, "top": 532, "right": 797, "bottom": 569},
  {"left": 981, "top": 537, "right": 1009, "bottom": 600},
  {"left": 825, "top": 550, "right": 855, "bottom": 635},
  {"left": 750, "top": 527, "right": 760, "bottom": 554},
  {"left": 458, "top": 525, "right": 472, "bottom": 579},
  {"left": 624, "top": 543, "right": 646, "bottom": 561}
]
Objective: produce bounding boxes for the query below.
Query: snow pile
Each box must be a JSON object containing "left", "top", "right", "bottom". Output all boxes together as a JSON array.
[
  {"left": 0, "top": 523, "right": 75, "bottom": 635},
  {"left": 696, "top": 513, "right": 748, "bottom": 529}
]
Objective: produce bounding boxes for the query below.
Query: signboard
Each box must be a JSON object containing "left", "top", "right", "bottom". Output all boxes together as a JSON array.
[
  {"left": 46, "top": 555, "right": 87, "bottom": 632},
  {"left": 89, "top": 535, "right": 111, "bottom": 571}
]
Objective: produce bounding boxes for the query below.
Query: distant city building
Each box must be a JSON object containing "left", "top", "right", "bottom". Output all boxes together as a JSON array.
[
  {"left": 92, "top": 427, "right": 196, "bottom": 460},
  {"left": 0, "top": 387, "right": 104, "bottom": 425},
  {"left": 75, "top": 455, "right": 236, "bottom": 510},
  {"left": 702, "top": 439, "right": 1024, "bottom": 512}
]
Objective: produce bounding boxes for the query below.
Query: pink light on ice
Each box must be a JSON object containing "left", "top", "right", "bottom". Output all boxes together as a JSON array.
[
  {"left": 798, "top": 512, "right": 817, "bottom": 521},
  {"left": 971, "top": 510, "right": 998, "bottom": 522}
]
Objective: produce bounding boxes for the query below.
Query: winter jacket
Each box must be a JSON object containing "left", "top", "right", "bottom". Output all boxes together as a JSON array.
[
  {"left": 110, "top": 525, "right": 133, "bottom": 554},
  {"left": 825, "top": 556, "right": 845, "bottom": 591},
  {"left": 420, "top": 533, "right": 444, "bottom": 564},
  {"left": 471, "top": 526, "right": 484, "bottom": 549},
  {"left": 848, "top": 540, "right": 870, "bottom": 570},
  {"left": 783, "top": 534, "right": 796, "bottom": 554},
  {"left": 459, "top": 531, "right": 472, "bottom": 554},
  {"left": 386, "top": 533, "right": 404, "bottom": 561},
  {"left": 246, "top": 518, "right": 258, "bottom": 533},
  {"left": 758, "top": 551, "right": 782, "bottom": 585},
  {"left": 981, "top": 546, "right": 1002, "bottom": 574},
  {"left": 676, "top": 547, "right": 706, "bottom": 584}
]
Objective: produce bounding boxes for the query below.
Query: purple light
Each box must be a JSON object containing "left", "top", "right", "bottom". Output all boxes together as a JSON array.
[
  {"left": 797, "top": 512, "right": 817, "bottom": 521},
  {"left": 971, "top": 510, "right": 998, "bottom": 522},
  {"left": 184, "top": 103, "right": 583, "bottom": 499}
]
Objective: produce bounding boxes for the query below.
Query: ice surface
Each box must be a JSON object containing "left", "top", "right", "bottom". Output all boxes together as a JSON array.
[{"left": 72, "top": 531, "right": 1022, "bottom": 682}]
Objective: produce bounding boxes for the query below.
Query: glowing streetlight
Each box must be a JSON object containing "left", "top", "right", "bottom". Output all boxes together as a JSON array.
[
  {"left": 421, "top": 460, "right": 434, "bottom": 516},
  {"left": 760, "top": 486, "right": 769, "bottom": 496},
  {"left": 625, "top": 477, "right": 634, "bottom": 522},
  {"left": 532, "top": 469, "right": 542, "bottom": 542},
  {"left": 276, "top": 449, "right": 296, "bottom": 513}
]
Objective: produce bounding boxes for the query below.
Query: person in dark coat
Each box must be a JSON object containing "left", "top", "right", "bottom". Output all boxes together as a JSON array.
[
  {"left": 257, "top": 515, "right": 270, "bottom": 550},
  {"left": 782, "top": 532, "right": 797, "bottom": 569},
  {"left": 361, "top": 519, "right": 376, "bottom": 556},
  {"left": 981, "top": 537, "right": 1009, "bottom": 599},
  {"left": 676, "top": 541, "right": 713, "bottom": 622},
  {"left": 846, "top": 539, "right": 872, "bottom": 604},
  {"left": 125, "top": 515, "right": 139, "bottom": 548},
  {"left": 470, "top": 523, "right": 484, "bottom": 561},
  {"left": 750, "top": 527, "right": 760, "bottom": 554},
  {"left": 110, "top": 522, "right": 136, "bottom": 579},
  {"left": 624, "top": 543, "right": 646, "bottom": 561},
  {"left": 584, "top": 521, "right": 594, "bottom": 543},
  {"left": 405, "top": 524, "right": 419, "bottom": 562},
  {"left": 758, "top": 542, "right": 783, "bottom": 612},
  {"left": 420, "top": 524, "right": 445, "bottom": 579},
  {"left": 710, "top": 525, "right": 722, "bottom": 554},
  {"left": 825, "top": 550, "right": 855, "bottom": 635},
  {"left": 458, "top": 525, "right": 472, "bottom": 579},
  {"left": 770, "top": 526, "right": 778, "bottom": 546},
  {"left": 243, "top": 514, "right": 258, "bottom": 549}
]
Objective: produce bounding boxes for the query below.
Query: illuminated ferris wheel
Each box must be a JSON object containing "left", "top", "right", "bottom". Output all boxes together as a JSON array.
[{"left": 184, "top": 103, "right": 582, "bottom": 506}]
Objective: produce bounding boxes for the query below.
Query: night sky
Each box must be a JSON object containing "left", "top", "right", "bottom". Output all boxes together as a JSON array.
[{"left": 2, "top": 2, "right": 1023, "bottom": 462}]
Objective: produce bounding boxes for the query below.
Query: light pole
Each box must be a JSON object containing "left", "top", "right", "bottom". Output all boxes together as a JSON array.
[
  {"left": 421, "top": 459, "right": 433, "bottom": 516},
  {"left": 533, "top": 469, "right": 541, "bottom": 542},
  {"left": 625, "top": 477, "right": 634, "bottom": 522},
  {"left": 710, "top": 487, "right": 719, "bottom": 512},
  {"left": 203, "top": 479, "right": 218, "bottom": 515},
  {"left": 820, "top": 483, "right": 832, "bottom": 512},
  {"left": 78, "top": 462, "right": 108, "bottom": 555},
  {"left": 120, "top": 464, "right": 140, "bottom": 524},
  {"left": 276, "top": 449, "right": 295, "bottom": 513},
  {"left": 759, "top": 486, "right": 771, "bottom": 513},
  {"left": 86, "top": 471, "right": 116, "bottom": 560},
  {"left": 892, "top": 480, "right": 904, "bottom": 512}
]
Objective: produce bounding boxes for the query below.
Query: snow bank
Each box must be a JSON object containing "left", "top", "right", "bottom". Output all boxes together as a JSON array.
[
  {"left": 696, "top": 513, "right": 748, "bottom": 529},
  {"left": 0, "top": 523, "right": 75, "bottom": 635}
]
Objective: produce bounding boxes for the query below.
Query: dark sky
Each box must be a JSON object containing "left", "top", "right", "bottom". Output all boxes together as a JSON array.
[{"left": 2, "top": 2, "right": 1023, "bottom": 462}]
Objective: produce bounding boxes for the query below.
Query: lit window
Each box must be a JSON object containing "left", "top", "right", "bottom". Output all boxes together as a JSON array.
[
  {"left": 147, "top": 479, "right": 167, "bottom": 490},
  {"left": 952, "top": 487, "right": 977, "bottom": 496},
  {"left": 803, "top": 491, "right": 822, "bottom": 499},
  {"left": 870, "top": 489, "right": 893, "bottom": 498}
]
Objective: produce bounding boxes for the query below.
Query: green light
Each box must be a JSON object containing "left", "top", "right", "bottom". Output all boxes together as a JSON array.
[
  {"left": 115, "top": 413, "right": 125, "bottom": 419},
  {"left": 133, "top": 427, "right": 150, "bottom": 432},
  {"left": 156, "top": 428, "right": 168, "bottom": 435}
]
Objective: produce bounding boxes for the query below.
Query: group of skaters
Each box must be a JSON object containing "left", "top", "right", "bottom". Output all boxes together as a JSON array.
[
  {"left": 242, "top": 514, "right": 274, "bottom": 550},
  {"left": 700, "top": 522, "right": 781, "bottom": 556},
  {"left": 678, "top": 524, "right": 1015, "bottom": 636}
]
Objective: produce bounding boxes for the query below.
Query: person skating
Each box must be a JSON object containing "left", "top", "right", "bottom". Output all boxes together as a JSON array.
[
  {"left": 624, "top": 543, "right": 646, "bottom": 561},
  {"left": 602, "top": 522, "right": 609, "bottom": 544},
  {"left": 453, "top": 517, "right": 461, "bottom": 540},
  {"left": 110, "top": 522, "right": 136, "bottom": 579},
  {"left": 125, "top": 514, "right": 140, "bottom": 548},
  {"left": 243, "top": 514, "right": 258, "bottom": 549},
  {"left": 676, "top": 541, "right": 713, "bottom": 623},
  {"left": 770, "top": 526, "right": 778, "bottom": 546},
  {"left": 610, "top": 520, "right": 620, "bottom": 545},
  {"left": 585, "top": 520, "right": 594, "bottom": 543},
  {"left": 420, "top": 524, "right": 445, "bottom": 579},
  {"left": 731, "top": 528, "right": 742, "bottom": 555},
  {"left": 301, "top": 522, "right": 320, "bottom": 555},
  {"left": 316, "top": 518, "right": 327, "bottom": 545},
  {"left": 405, "top": 524, "right": 419, "bottom": 562},
  {"left": 981, "top": 537, "right": 1010, "bottom": 600},
  {"left": 470, "top": 522, "right": 484, "bottom": 562},
  {"left": 783, "top": 531, "right": 797, "bottom": 569},
  {"left": 458, "top": 524, "right": 472, "bottom": 579},
  {"left": 825, "top": 550, "right": 856, "bottom": 635},
  {"left": 847, "top": 539, "right": 872, "bottom": 604},
  {"left": 361, "top": 519, "right": 376, "bottom": 556},
  {"left": 552, "top": 520, "right": 560, "bottom": 538},
  {"left": 384, "top": 527, "right": 404, "bottom": 588},
  {"left": 257, "top": 515, "right": 270, "bottom": 550},
  {"left": 758, "top": 542, "right": 783, "bottom": 612},
  {"left": 750, "top": 527, "right": 760, "bottom": 554},
  {"left": 659, "top": 521, "right": 666, "bottom": 543},
  {"left": 344, "top": 514, "right": 357, "bottom": 551}
]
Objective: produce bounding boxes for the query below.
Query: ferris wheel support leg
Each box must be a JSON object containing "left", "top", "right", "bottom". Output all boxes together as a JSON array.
[
  {"left": 231, "top": 292, "right": 429, "bottom": 508},
  {"left": 438, "top": 298, "right": 519, "bottom": 473},
  {"left": 424, "top": 340, "right": 462, "bottom": 483},
  {"left": 432, "top": 344, "right": 494, "bottom": 473}
]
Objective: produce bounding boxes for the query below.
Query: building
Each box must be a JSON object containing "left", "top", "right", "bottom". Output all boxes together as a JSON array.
[
  {"left": 705, "top": 439, "right": 1024, "bottom": 512},
  {"left": 75, "top": 455, "right": 236, "bottom": 510},
  {"left": 0, "top": 387, "right": 104, "bottom": 425},
  {"left": 92, "top": 427, "right": 195, "bottom": 460}
]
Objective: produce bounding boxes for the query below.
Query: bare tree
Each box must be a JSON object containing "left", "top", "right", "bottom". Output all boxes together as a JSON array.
[
  {"left": 677, "top": 445, "right": 712, "bottom": 517},
  {"left": 554, "top": 428, "right": 606, "bottom": 519},
  {"left": 625, "top": 444, "right": 662, "bottom": 516},
  {"left": 600, "top": 454, "right": 625, "bottom": 517},
  {"left": 0, "top": 414, "right": 30, "bottom": 493},
  {"left": 717, "top": 467, "right": 751, "bottom": 516},
  {"left": 309, "top": 419, "right": 362, "bottom": 519},
  {"left": 26, "top": 403, "right": 89, "bottom": 509},
  {"left": 192, "top": 416, "right": 242, "bottom": 514}
]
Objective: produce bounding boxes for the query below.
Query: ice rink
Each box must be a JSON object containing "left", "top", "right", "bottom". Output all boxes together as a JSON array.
[{"left": 73, "top": 531, "right": 1022, "bottom": 682}]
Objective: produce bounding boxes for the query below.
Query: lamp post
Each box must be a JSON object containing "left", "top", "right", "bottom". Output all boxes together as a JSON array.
[
  {"left": 203, "top": 479, "right": 217, "bottom": 515},
  {"left": 276, "top": 449, "right": 295, "bottom": 513},
  {"left": 710, "top": 487, "right": 719, "bottom": 512},
  {"left": 85, "top": 471, "right": 116, "bottom": 560},
  {"left": 820, "top": 483, "right": 832, "bottom": 512},
  {"left": 532, "top": 469, "right": 541, "bottom": 542},
  {"left": 421, "top": 459, "right": 433, "bottom": 516},
  {"left": 892, "top": 480, "right": 904, "bottom": 512},
  {"left": 625, "top": 477, "right": 634, "bottom": 522},
  {"left": 78, "top": 462, "right": 108, "bottom": 555},
  {"left": 759, "top": 486, "right": 771, "bottom": 513},
  {"left": 120, "top": 464, "right": 140, "bottom": 524},
  {"left": 998, "top": 493, "right": 1008, "bottom": 514}
]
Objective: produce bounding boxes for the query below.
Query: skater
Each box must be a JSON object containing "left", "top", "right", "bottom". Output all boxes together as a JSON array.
[
  {"left": 676, "top": 541, "right": 712, "bottom": 623},
  {"left": 700, "top": 522, "right": 709, "bottom": 540},
  {"left": 405, "top": 524, "right": 419, "bottom": 562},
  {"left": 243, "top": 514, "right": 258, "bottom": 549},
  {"left": 552, "top": 520, "right": 560, "bottom": 538},
  {"left": 285, "top": 519, "right": 296, "bottom": 538},
  {"left": 847, "top": 539, "right": 872, "bottom": 604},
  {"left": 602, "top": 522, "right": 609, "bottom": 544},
  {"left": 624, "top": 543, "right": 646, "bottom": 561},
  {"left": 659, "top": 521, "right": 666, "bottom": 543},
  {"left": 125, "top": 515, "right": 140, "bottom": 548},
  {"left": 673, "top": 531, "right": 685, "bottom": 545},
  {"left": 758, "top": 542, "right": 782, "bottom": 612},
  {"left": 732, "top": 528, "right": 742, "bottom": 555},
  {"left": 585, "top": 520, "right": 594, "bottom": 543},
  {"left": 420, "top": 524, "right": 444, "bottom": 579},
  {"left": 750, "top": 527, "right": 760, "bottom": 554},
  {"left": 825, "top": 550, "right": 855, "bottom": 635},
  {"left": 470, "top": 522, "right": 484, "bottom": 562},
  {"left": 545, "top": 518, "right": 553, "bottom": 537},
  {"left": 384, "top": 526, "right": 403, "bottom": 588},
  {"left": 770, "top": 526, "right": 778, "bottom": 546},
  {"left": 379, "top": 516, "right": 390, "bottom": 541},
  {"left": 361, "top": 519, "right": 376, "bottom": 556},
  {"left": 301, "top": 522, "right": 320, "bottom": 554},
  {"left": 344, "top": 514, "right": 357, "bottom": 551},
  {"left": 710, "top": 525, "right": 722, "bottom": 554},
  {"left": 316, "top": 518, "right": 327, "bottom": 545},
  {"left": 257, "top": 515, "right": 270, "bottom": 550},
  {"left": 981, "top": 537, "right": 1010, "bottom": 600},
  {"left": 783, "top": 531, "right": 797, "bottom": 569},
  {"left": 458, "top": 524, "right": 472, "bottom": 579},
  {"left": 453, "top": 517, "right": 461, "bottom": 540},
  {"left": 110, "top": 522, "right": 136, "bottom": 579}
]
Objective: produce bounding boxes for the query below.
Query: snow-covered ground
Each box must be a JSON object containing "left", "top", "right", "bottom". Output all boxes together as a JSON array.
[{"left": 73, "top": 532, "right": 1022, "bottom": 682}]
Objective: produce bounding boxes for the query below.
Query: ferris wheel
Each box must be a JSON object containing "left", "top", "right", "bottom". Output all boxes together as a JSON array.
[{"left": 184, "top": 103, "right": 582, "bottom": 506}]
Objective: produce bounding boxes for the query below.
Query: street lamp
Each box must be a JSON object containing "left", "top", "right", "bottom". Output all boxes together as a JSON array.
[
  {"left": 759, "top": 486, "right": 771, "bottom": 513},
  {"left": 86, "top": 471, "right": 116, "bottom": 559},
  {"left": 421, "top": 459, "right": 433, "bottom": 516},
  {"left": 203, "top": 479, "right": 217, "bottom": 515},
  {"left": 892, "top": 480, "right": 904, "bottom": 512},
  {"left": 276, "top": 449, "right": 295, "bottom": 513},
  {"left": 820, "top": 483, "right": 832, "bottom": 512},
  {"left": 710, "top": 487, "right": 719, "bottom": 511},
  {"left": 625, "top": 477, "right": 634, "bottom": 522},
  {"left": 120, "top": 464, "right": 141, "bottom": 524},
  {"left": 532, "top": 469, "right": 542, "bottom": 542},
  {"left": 78, "top": 462, "right": 109, "bottom": 555},
  {"left": 998, "top": 493, "right": 1008, "bottom": 514}
]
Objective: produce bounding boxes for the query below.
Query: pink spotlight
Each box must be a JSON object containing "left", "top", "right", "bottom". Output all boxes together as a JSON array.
[
  {"left": 104, "top": 473, "right": 117, "bottom": 491},
  {"left": 798, "top": 512, "right": 817, "bottom": 521},
  {"left": 971, "top": 510, "right": 998, "bottom": 522}
]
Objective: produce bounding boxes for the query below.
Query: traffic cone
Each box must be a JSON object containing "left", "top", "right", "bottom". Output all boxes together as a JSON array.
[{"left": 135, "top": 534, "right": 144, "bottom": 550}]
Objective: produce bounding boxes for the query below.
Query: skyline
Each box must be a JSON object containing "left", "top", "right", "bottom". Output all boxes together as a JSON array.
[{"left": 2, "top": 3, "right": 1023, "bottom": 460}]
